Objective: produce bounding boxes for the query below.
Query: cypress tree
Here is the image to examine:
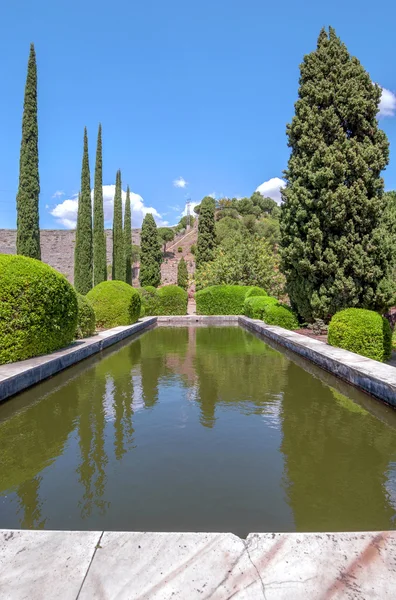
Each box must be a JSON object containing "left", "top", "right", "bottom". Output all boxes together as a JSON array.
[
  {"left": 196, "top": 196, "right": 216, "bottom": 267},
  {"left": 74, "top": 128, "right": 93, "bottom": 294},
  {"left": 280, "top": 27, "right": 394, "bottom": 322},
  {"left": 112, "top": 170, "right": 125, "bottom": 281},
  {"left": 124, "top": 185, "right": 132, "bottom": 285},
  {"left": 177, "top": 256, "right": 188, "bottom": 290},
  {"left": 93, "top": 124, "right": 107, "bottom": 286},
  {"left": 139, "top": 213, "right": 162, "bottom": 287},
  {"left": 16, "top": 43, "right": 41, "bottom": 259}
]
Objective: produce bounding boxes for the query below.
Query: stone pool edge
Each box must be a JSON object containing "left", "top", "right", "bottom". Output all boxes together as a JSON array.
[
  {"left": 239, "top": 316, "right": 396, "bottom": 408},
  {"left": 0, "top": 317, "right": 156, "bottom": 403},
  {"left": 1, "top": 529, "right": 395, "bottom": 599}
]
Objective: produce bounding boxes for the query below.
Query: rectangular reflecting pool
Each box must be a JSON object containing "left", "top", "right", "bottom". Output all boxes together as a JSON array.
[{"left": 1, "top": 325, "right": 396, "bottom": 538}]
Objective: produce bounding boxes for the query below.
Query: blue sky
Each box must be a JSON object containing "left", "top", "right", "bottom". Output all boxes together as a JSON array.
[{"left": 1, "top": 0, "right": 396, "bottom": 228}]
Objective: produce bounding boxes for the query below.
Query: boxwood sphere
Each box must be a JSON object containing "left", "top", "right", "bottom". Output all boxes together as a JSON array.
[
  {"left": 0, "top": 254, "right": 78, "bottom": 365},
  {"left": 86, "top": 280, "right": 141, "bottom": 328}
]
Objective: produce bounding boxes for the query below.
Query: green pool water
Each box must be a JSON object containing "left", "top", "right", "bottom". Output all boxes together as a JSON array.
[{"left": 1, "top": 326, "right": 396, "bottom": 537}]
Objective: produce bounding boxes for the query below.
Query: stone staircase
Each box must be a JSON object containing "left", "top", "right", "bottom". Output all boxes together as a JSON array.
[{"left": 161, "top": 224, "right": 197, "bottom": 286}]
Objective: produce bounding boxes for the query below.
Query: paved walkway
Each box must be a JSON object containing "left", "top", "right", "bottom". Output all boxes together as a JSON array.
[{"left": 1, "top": 529, "right": 395, "bottom": 599}]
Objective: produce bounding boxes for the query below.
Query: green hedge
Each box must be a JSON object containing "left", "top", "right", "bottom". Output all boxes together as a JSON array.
[
  {"left": 328, "top": 308, "right": 392, "bottom": 362},
  {"left": 196, "top": 285, "right": 265, "bottom": 315},
  {"left": 76, "top": 294, "right": 96, "bottom": 339},
  {"left": 244, "top": 287, "right": 268, "bottom": 299},
  {"left": 243, "top": 296, "right": 279, "bottom": 319},
  {"left": 86, "top": 280, "right": 141, "bottom": 328},
  {"left": 0, "top": 254, "right": 78, "bottom": 364},
  {"left": 140, "top": 285, "right": 188, "bottom": 315},
  {"left": 263, "top": 304, "right": 299, "bottom": 330}
]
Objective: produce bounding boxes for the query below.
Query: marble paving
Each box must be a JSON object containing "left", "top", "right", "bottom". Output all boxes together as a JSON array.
[{"left": 1, "top": 529, "right": 396, "bottom": 599}]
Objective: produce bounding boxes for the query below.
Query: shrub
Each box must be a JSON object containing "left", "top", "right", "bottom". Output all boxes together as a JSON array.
[
  {"left": 245, "top": 287, "right": 268, "bottom": 299},
  {"left": 243, "top": 296, "right": 279, "bottom": 319},
  {"left": 86, "top": 280, "right": 141, "bottom": 328},
  {"left": 177, "top": 257, "right": 188, "bottom": 290},
  {"left": 190, "top": 244, "right": 196, "bottom": 255},
  {"left": 263, "top": 304, "right": 299, "bottom": 330},
  {"left": 328, "top": 308, "right": 392, "bottom": 362},
  {"left": 76, "top": 294, "right": 96, "bottom": 339},
  {"left": 178, "top": 246, "right": 183, "bottom": 253},
  {"left": 140, "top": 285, "right": 188, "bottom": 315},
  {"left": 0, "top": 254, "right": 78, "bottom": 364},
  {"left": 196, "top": 285, "right": 259, "bottom": 315}
]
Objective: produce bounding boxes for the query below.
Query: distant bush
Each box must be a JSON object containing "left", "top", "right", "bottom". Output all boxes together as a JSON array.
[
  {"left": 76, "top": 294, "right": 96, "bottom": 339},
  {"left": 86, "top": 280, "right": 141, "bottom": 328},
  {"left": 190, "top": 244, "right": 196, "bottom": 256},
  {"left": 140, "top": 285, "right": 188, "bottom": 315},
  {"left": 243, "top": 296, "right": 278, "bottom": 319},
  {"left": 177, "top": 257, "right": 188, "bottom": 290},
  {"left": 263, "top": 304, "right": 299, "bottom": 330},
  {"left": 178, "top": 246, "right": 183, "bottom": 253},
  {"left": 196, "top": 285, "right": 265, "bottom": 315},
  {"left": 328, "top": 308, "right": 392, "bottom": 362},
  {"left": 0, "top": 254, "right": 78, "bottom": 364}
]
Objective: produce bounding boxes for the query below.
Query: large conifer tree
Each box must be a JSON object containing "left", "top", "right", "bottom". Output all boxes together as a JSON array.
[
  {"left": 196, "top": 196, "right": 216, "bottom": 267},
  {"left": 16, "top": 43, "right": 41, "bottom": 259},
  {"left": 93, "top": 124, "right": 107, "bottom": 286},
  {"left": 74, "top": 128, "right": 93, "bottom": 294},
  {"left": 112, "top": 170, "right": 125, "bottom": 281},
  {"left": 139, "top": 213, "right": 162, "bottom": 287},
  {"left": 124, "top": 185, "right": 132, "bottom": 285},
  {"left": 280, "top": 27, "right": 394, "bottom": 322}
]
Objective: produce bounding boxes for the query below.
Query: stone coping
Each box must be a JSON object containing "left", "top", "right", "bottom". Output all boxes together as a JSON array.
[
  {"left": 239, "top": 316, "right": 396, "bottom": 407},
  {"left": 1, "top": 529, "right": 395, "bottom": 599},
  {"left": 0, "top": 317, "right": 156, "bottom": 403}
]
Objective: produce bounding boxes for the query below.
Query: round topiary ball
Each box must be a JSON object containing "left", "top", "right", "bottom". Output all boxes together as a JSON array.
[
  {"left": 76, "top": 293, "right": 96, "bottom": 339},
  {"left": 86, "top": 280, "right": 141, "bottom": 329},
  {"left": 0, "top": 254, "right": 78, "bottom": 365}
]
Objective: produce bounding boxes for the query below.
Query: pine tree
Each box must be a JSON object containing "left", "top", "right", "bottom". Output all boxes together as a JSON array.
[
  {"left": 124, "top": 185, "right": 132, "bottom": 285},
  {"left": 74, "top": 128, "right": 93, "bottom": 294},
  {"left": 177, "top": 256, "right": 188, "bottom": 290},
  {"left": 280, "top": 27, "right": 394, "bottom": 322},
  {"left": 139, "top": 213, "right": 162, "bottom": 287},
  {"left": 196, "top": 196, "right": 216, "bottom": 268},
  {"left": 93, "top": 124, "right": 107, "bottom": 286},
  {"left": 16, "top": 43, "right": 41, "bottom": 259},
  {"left": 112, "top": 170, "right": 125, "bottom": 281}
]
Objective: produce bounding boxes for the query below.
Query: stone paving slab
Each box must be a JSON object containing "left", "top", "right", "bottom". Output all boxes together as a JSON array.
[{"left": 0, "top": 317, "right": 156, "bottom": 403}]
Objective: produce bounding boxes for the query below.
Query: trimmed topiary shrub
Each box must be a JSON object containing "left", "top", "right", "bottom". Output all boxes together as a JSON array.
[
  {"left": 196, "top": 285, "right": 259, "bottom": 315},
  {"left": 244, "top": 287, "right": 268, "bottom": 299},
  {"left": 140, "top": 285, "right": 188, "bottom": 315},
  {"left": 76, "top": 294, "right": 96, "bottom": 339},
  {"left": 0, "top": 254, "right": 78, "bottom": 364},
  {"left": 263, "top": 304, "right": 299, "bottom": 330},
  {"left": 178, "top": 246, "right": 183, "bottom": 253},
  {"left": 243, "top": 296, "right": 279, "bottom": 319},
  {"left": 328, "top": 308, "right": 392, "bottom": 362},
  {"left": 86, "top": 280, "right": 141, "bottom": 328}
]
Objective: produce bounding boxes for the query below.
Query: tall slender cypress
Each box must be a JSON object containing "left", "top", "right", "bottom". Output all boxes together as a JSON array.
[
  {"left": 139, "top": 214, "right": 162, "bottom": 287},
  {"left": 16, "top": 43, "right": 41, "bottom": 259},
  {"left": 112, "top": 170, "right": 125, "bottom": 281},
  {"left": 196, "top": 196, "right": 216, "bottom": 267},
  {"left": 74, "top": 128, "right": 93, "bottom": 294},
  {"left": 124, "top": 185, "right": 132, "bottom": 285},
  {"left": 93, "top": 124, "right": 107, "bottom": 286}
]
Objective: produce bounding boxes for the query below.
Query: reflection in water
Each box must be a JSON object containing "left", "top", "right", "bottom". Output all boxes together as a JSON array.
[{"left": 1, "top": 326, "right": 396, "bottom": 535}]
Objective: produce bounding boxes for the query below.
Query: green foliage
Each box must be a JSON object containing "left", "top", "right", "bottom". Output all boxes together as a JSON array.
[
  {"left": 178, "top": 246, "right": 182, "bottom": 252},
  {"left": 16, "top": 44, "right": 41, "bottom": 260},
  {"left": 93, "top": 124, "right": 107, "bottom": 286},
  {"left": 392, "top": 330, "right": 396, "bottom": 350},
  {"left": 74, "top": 128, "right": 93, "bottom": 294},
  {"left": 216, "top": 217, "right": 242, "bottom": 244},
  {"left": 112, "top": 170, "right": 125, "bottom": 281},
  {"left": 380, "top": 191, "right": 396, "bottom": 286},
  {"left": 177, "top": 257, "right": 188, "bottom": 290},
  {"left": 245, "top": 287, "right": 268, "bottom": 299},
  {"left": 280, "top": 27, "right": 394, "bottom": 322},
  {"left": 263, "top": 305, "right": 299, "bottom": 330},
  {"left": 328, "top": 308, "right": 392, "bottom": 362},
  {"left": 140, "top": 213, "right": 162, "bottom": 287},
  {"left": 157, "top": 227, "right": 175, "bottom": 252},
  {"left": 196, "top": 196, "right": 217, "bottom": 267},
  {"left": 140, "top": 285, "right": 188, "bottom": 315},
  {"left": 190, "top": 244, "right": 196, "bottom": 255},
  {"left": 132, "top": 244, "right": 140, "bottom": 262},
  {"left": 124, "top": 185, "right": 132, "bottom": 285},
  {"left": 196, "top": 285, "right": 262, "bottom": 315},
  {"left": 86, "top": 280, "right": 141, "bottom": 328},
  {"left": 175, "top": 215, "right": 196, "bottom": 233},
  {"left": 195, "top": 236, "right": 285, "bottom": 297},
  {"left": 76, "top": 294, "right": 96, "bottom": 339},
  {"left": 243, "top": 296, "right": 279, "bottom": 319},
  {"left": 0, "top": 255, "right": 78, "bottom": 364}
]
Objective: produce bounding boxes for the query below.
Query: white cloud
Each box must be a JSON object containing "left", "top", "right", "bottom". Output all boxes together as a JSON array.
[
  {"left": 379, "top": 87, "right": 396, "bottom": 118},
  {"left": 52, "top": 190, "right": 65, "bottom": 199},
  {"left": 173, "top": 176, "right": 188, "bottom": 188},
  {"left": 50, "top": 185, "right": 167, "bottom": 228},
  {"left": 255, "top": 177, "right": 286, "bottom": 205}
]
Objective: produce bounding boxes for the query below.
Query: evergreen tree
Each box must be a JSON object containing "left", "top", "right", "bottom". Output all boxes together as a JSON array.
[
  {"left": 280, "top": 27, "right": 394, "bottom": 322},
  {"left": 93, "top": 124, "right": 107, "bottom": 286},
  {"left": 196, "top": 196, "right": 216, "bottom": 267},
  {"left": 112, "top": 170, "right": 125, "bottom": 281},
  {"left": 177, "top": 256, "right": 188, "bottom": 290},
  {"left": 16, "top": 43, "right": 41, "bottom": 259},
  {"left": 124, "top": 185, "right": 132, "bottom": 285},
  {"left": 74, "top": 128, "right": 93, "bottom": 294},
  {"left": 139, "top": 213, "right": 162, "bottom": 287}
]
